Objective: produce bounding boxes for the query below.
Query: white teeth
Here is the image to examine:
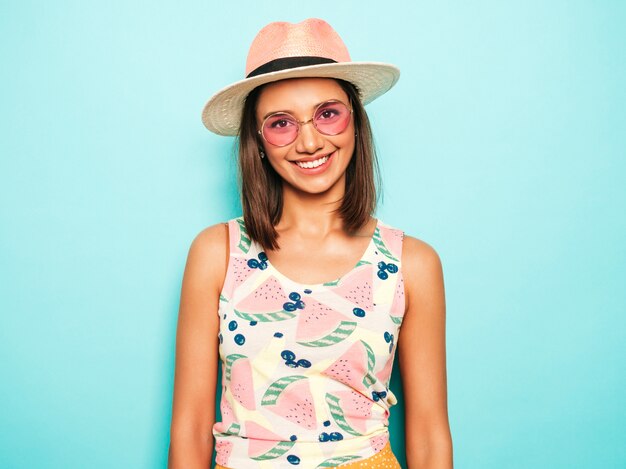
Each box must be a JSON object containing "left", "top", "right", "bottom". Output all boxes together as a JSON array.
[{"left": 295, "top": 155, "right": 330, "bottom": 169}]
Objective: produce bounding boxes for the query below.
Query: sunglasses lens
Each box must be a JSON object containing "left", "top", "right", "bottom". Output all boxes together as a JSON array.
[
  {"left": 261, "top": 101, "right": 352, "bottom": 146},
  {"left": 314, "top": 101, "right": 351, "bottom": 136},
  {"left": 262, "top": 113, "right": 298, "bottom": 146}
]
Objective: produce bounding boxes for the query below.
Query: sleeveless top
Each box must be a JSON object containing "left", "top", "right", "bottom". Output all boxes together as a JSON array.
[{"left": 213, "top": 217, "right": 406, "bottom": 468}]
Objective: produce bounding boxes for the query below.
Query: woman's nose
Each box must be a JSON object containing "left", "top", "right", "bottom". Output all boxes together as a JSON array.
[{"left": 295, "top": 121, "right": 324, "bottom": 154}]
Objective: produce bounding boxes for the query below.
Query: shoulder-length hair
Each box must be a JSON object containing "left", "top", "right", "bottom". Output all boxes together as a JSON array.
[{"left": 237, "top": 78, "right": 381, "bottom": 250}]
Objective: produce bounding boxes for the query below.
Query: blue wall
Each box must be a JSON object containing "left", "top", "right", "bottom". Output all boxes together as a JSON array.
[{"left": 1, "top": 1, "right": 624, "bottom": 468}]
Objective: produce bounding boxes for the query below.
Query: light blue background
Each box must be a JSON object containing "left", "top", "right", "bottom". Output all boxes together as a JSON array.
[{"left": 1, "top": 1, "right": 624, "bottom": 468}]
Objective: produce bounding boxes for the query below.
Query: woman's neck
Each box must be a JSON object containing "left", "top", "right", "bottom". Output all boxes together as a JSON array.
[{"left": 277, "top": 182, "right": 345, "bottom": 236}]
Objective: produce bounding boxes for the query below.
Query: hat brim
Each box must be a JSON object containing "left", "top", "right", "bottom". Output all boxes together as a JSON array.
[{"left": 201, "top": 62, "right": 400, "bottom": 136}]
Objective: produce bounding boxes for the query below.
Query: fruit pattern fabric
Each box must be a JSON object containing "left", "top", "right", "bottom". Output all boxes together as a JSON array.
[{"left": 213, "top": 217, "right": 406, "bottom": 468}]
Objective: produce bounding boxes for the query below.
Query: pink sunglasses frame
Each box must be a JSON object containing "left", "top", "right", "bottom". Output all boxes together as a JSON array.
[{"left": 257, "top": 99, "right": 353, "bottom": 147}]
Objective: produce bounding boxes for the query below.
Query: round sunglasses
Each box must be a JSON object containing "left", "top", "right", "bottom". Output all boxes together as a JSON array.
[{"left": 258, "top": 99, "right": 353, "bottom": 147}]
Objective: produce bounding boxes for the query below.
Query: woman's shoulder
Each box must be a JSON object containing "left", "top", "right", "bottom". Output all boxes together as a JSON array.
[
  {"left": 190, "top": 221, "right": 229, "bottom": 253},
  {"left": 399, "top": 232, "right": 444, "bottom": 315},
  {"left": 376, "top": 220, "right": 440, "bottom": 261},
  {"left": 402, "top": 234, "right": 442, "bottom": 272},
  {"left": 376, "top": 219, "right": 443, "bottom": 278},
  {"left": 184, "top": 222, "right": 231, "bottom": 280},
  {"left": 377, "top": 219, "right": 439, "bottom": 263}
]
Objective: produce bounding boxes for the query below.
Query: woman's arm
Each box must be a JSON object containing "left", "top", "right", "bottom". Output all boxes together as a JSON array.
[
  {"left": 168, "top": 223, "right": 228, "bottom": 469},
  {"left": 398, "top": 236, "right": 453, "bottom": 468}
]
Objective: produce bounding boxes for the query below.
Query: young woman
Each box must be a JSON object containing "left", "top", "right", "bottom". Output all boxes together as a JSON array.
[{"left": 169, "top": 19, "right": 452, "bottom": 469}]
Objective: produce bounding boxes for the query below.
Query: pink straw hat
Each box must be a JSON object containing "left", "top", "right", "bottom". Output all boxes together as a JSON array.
[{"left": 201, "top": 18, "right": 400, "bottom": 136}]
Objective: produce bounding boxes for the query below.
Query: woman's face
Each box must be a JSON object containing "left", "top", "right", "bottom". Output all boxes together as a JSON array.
[{"left": 255, "top": 78, "right": 356, "bottom": 196}]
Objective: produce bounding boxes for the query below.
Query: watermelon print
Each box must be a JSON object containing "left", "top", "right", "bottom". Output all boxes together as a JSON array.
[
  {"left": 295, "top": 298, "right": 357, "bottom": 347},
  {"left": 215, "top": 440, "right": 233, "bottom": 466},
  {"left": 213, "top": 397, "right": 236, "bottom": 435},
  {"left": 234, "top": 277, "right": 298, "bottom": 322},
  {"left": 317, "top": 454, "right": 362, "bottom": 467},
  {"left": 390, "top": 275, "right": 405, "bottom": 325},
  {"left": 263, "top": 377, "right": 317, "bottom": 429},
  {"left": 325, "top": 390, "right": 374, "bottom": 436},
  {"left": 370, "top": 432, "right": 390, "bottom": 452},
  {"left": 379, "top": 226, "right": 403, "bottom": 261},
  {"left": 221, "top": 257, "right": 255, "bottom": 300},
  {"left": 234, "top": 218, "right": 252, "bottom": 253},
  {"left": 296, "top": 320, "right": 357, "bottom": 348},
  {"left": 213, "top": 217, "right": 406, "bottom": 468},
  {"left": 261, "top": 375, "right": 307, "bottom": 405},
  {"left": 376, "top": 351, "right": 396, "bottom": 387},
  {"left": 224, "top": 353, "right": 246, "bottom": 381},
  {"left": 321, "top": 340, "right": 376, "bottom": 393},
  {"left": 372, "top": 226, "right": 400, "bottom": 262},
  {"left": 246, "top": 421, "right": 296, "bottom": 460},
  {"left": 330, "top": 263, "right": 374, "bottom": 311},
  {"left": 333, "top": 390, "right": 374, "bottom": 434},
  {"left": 230, "top": 356, "right": 256, "bottom": 410}
]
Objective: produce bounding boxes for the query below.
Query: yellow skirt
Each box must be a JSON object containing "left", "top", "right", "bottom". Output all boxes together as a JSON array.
[{"left": 215, "top": 440, "right": 401, "bottom": 468}]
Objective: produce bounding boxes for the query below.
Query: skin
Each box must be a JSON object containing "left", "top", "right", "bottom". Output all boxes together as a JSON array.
[{"left": 168, "top": 78, "right": 453, "bottom": 468}]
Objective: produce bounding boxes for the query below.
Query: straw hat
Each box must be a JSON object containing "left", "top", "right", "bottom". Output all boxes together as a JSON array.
[{"left": 201, "top": 18, "right": 400, "bottom": 136}]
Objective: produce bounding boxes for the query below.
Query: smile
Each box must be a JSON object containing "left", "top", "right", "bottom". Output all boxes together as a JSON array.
[{"left": 294, "top": 154, "right": 331, "bottom": 169}]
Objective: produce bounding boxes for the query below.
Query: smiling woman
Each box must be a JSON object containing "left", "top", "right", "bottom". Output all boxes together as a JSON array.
[
  {"left": 168, "top": 18, "right": 453, "bottom": 469},
  {"left": 238, "top": 76, "right": 376, "bottom": 251},
  {"left": 256, "top": 79, "right": 356, "bottom": 194}
]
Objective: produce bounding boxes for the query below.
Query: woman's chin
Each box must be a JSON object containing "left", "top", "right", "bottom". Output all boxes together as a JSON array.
[{"left": 285, "top": 175, "right": 345, "bottom": 197}]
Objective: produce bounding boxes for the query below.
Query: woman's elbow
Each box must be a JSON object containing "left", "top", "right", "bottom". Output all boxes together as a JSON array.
[{"left": 405, "top": 424, "right": 453, "bottom": 469}]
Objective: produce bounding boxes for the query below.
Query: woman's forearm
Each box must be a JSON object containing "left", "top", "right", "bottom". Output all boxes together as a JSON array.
[
  {"left": 168, "top": 432, "right": 214, "bottom": 469},
  {"left": 405, "top": 432, "right": 453, "bottom": 469}
]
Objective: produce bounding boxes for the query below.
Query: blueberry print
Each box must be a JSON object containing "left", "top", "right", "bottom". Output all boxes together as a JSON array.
[
  {"left": 228, "top": 320, "right": 238, "bottom": 331},
  {"left": 329, "top": 432, "right": 343, "bottom": 441},
  {"left": 287, "top": 454, "right": 301, "bottom": 465},
  {"left": 318, "top": 432, "right": 330, "bottom": 442},
  {"left": 234, "top": 333, "right": 245, "bottom": 345},
  {"left": 249, "top": 321, "right": 258, "bottom": 326},
  {"left": 353, "top": 307, "right": 366, "bottom": 317},
  {"left": 247, "top": 252, "right": 268, "bottom": 270},
  {"left": 377, "top": 260, "right": 398, "bottom": 280},
  {"left": 290, "top": 434, "right": 298, "bottom": 441},
  {"left": 274, "top": 332, "right": 284, "bottom": 338},
  {"left": 280, "top": 349, "right": 312, "bottom": 368},
  {"left": 283, "top": 302, "right": 297, "bottom": 312},
  {"left": 385, "top": 332, "right": 395, "bottom": 353},
  {"left": 304, "top": 289, "right": 312, "bottom": 294},
  {"left": 372, "top": 390, "right": 388, "bottom": 401},
  {"left": 295, "top": 300, "right": 305, "bottom": 309},
  {"left": 218, "top": 333, "right": 223, "bottom": 344},
  {"left": 386, "top": 262, "right": 398, "bottom": 273},
  {"left": 323, "top": 420, "right": 331, "bottom": 427},
  {"left": 289, "top": 292, "right": 301, "bottom": 301}
]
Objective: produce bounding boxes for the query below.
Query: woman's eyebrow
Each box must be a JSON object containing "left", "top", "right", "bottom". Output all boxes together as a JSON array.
[
  {"left": 262, "top": 109, "right": 294, "bottom": 120},
  {"left": 261, "top": 100, "right": 337, "bottom": 120}
]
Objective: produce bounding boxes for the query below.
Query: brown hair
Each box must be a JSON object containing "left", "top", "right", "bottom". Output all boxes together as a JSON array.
[{"left": 237, "top": 79, "right": 381, "bottom": 250}]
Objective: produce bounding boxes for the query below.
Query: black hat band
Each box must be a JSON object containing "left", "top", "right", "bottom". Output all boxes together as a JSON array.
[{"left": 246, "top": 56, "right": 338, "bottom": 78}]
